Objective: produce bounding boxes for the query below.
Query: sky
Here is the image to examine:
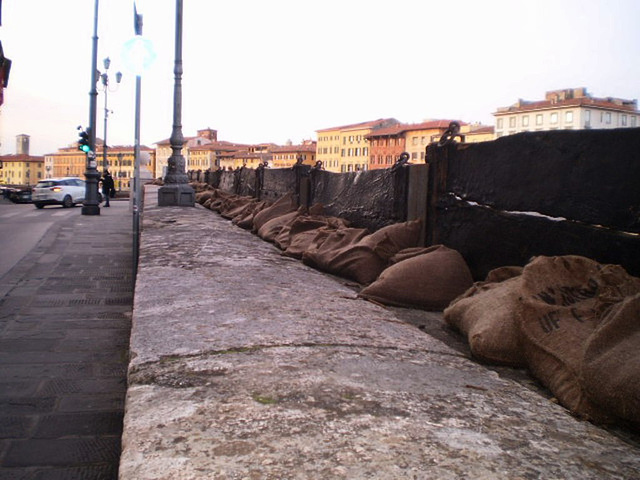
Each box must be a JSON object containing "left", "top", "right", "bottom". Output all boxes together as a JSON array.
[{"left": 0, "top": 0, "right": 639, "bottom": 156}]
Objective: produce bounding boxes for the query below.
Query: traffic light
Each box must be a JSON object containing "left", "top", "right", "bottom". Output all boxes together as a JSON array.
[{"left": 78, "top": 127, "right": 91, "bottom": 153}]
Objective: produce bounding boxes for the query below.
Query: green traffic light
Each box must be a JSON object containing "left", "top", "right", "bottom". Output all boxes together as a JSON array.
[{"left": 80, "top": 144, "right": 91, "bottom": 153}]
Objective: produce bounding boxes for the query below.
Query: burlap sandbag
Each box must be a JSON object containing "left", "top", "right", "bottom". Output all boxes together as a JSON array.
[
  {"left": 209, "top": 190, "right": 236, "bottom": 213},
  {"left": 358, "top": 219, "right": 422, "bottom": 261},
  {"left": 359, "top": 245, "right": 473, "bottom": 310},
  {"left": 301, "top": 219, "right": 422, "bottom": 285},
  {"left": 195, "top": 190, "right": 215, "bottom": 204},
  {"left": 275, "top": 213, "right": 347, "bottom": 251},
  {"left": 252, "top": 193, "right": 297, "bottom": 232},
  {"left": 444, "top": 267, "right": 526, "bottom": 366},
  {"left": 220, "top": 196, "right": 255, "bottom": 219},
  {"left": 271, "top": 205, "right": 324, "bottom": 247},
  {"left": 236, "top": 200, "right": 268, "bottom": 224},
  {"left": 233, "top": 201, "right": 270, "bottom": 229},
  {"left": 257, "top": 209, "right": 303, "bottom": 243},
  {"left": 283, "top": 227, "right": 336, "bottom": 259},
  {"left": 517, "top": 255, "right": 640, "bottom": 421},
  {"left": 302, "top": 228, "right": 369, "bottom": 271},
  {"left": 582, "top": 292, "right": 640, "bottom": 425}
]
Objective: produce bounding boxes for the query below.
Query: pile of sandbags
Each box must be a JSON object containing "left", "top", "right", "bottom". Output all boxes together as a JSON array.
[
  {"left": 196, "top": 187, "right": 443, "bottom": 288},
  {"left": 445, "top": 255, "right": 640, "bottom": 426}
]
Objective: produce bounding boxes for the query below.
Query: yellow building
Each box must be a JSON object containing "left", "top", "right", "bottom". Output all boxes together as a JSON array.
[
  {"left": 47, "top": 144, "right": 154, "bottom": 191},
  {"left": 316, "top": 118, "right": 398, "bottom": 173},
  {"left": 404, "top": 120, "right": 461, "bottom": 163},
  {"left": 271, "top": 141, "right": 316, "bottom": 168},
  {"left": 0, "top": 154, "right": 44, "bottom": 185},
  {"left": 462, "top": 124, "right": 496, "bottom": 143},
  {"left": 154, "top": 128, "right": 218, "bottom": 179},
  {"left": 226, "top": 144, "right": 274, "bottom": 171},
  {"left": 188, "top": 141, "right": 249, "bottom": 172}
]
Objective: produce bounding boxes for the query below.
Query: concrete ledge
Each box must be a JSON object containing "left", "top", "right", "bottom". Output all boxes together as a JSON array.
[{"left": 120, "top": 186, "right": 640, "bottom": 479}]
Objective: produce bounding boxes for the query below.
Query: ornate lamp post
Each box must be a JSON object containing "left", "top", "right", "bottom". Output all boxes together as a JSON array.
[
  {"left": 99, "top": 57, "right": 122, "bottom": 171},
  {"left": 158, "top": 0, "right": 194, "bottom": 206}
]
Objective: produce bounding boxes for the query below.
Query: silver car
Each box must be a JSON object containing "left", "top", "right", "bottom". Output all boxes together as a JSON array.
[{"left": 32, "top": 177, "right": 87, "bottom": 209}]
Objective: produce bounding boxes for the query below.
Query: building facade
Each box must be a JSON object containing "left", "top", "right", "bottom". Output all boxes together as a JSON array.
[
  {"left": 316, "top": 118, "right": 399, "bottom": 173},
  {"left": 366, "top": 124, "right": 408, "bottom": 170},
  {"left": 46, "top": 144, "right": 154, "bottom": 191},
  {"left": 0, "top": 135, "right": 44, "bottom": 185},
  {"left": 154, "top": 128, "right": 218, "bottom": 179},
  {"left": 494, "top": 88, "right": 640, "bottom": 137},
  {"left": 463, "top": 124, "right": 496, "bottom": 143},
  {"left": 366, "top": 120, "right": 482, "bottom": 169},
  {"left": 0, "top": 154, "right": 44, "bottom": 185},
  {"left": 271, "top": 140, "right": 317, "bottom": 168}
]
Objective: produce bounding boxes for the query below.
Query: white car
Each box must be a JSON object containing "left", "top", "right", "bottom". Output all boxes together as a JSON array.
[{"left": 32, "top": 177, "right": 87, "bottom": 209}]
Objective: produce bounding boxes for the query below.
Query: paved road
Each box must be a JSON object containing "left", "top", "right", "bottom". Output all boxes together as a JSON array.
[
  {"left": 0, "top": 201, "right": 76, "bottom": 279},
  {"left": 0, "top": 200, "right": 133, "bottom": 480}
]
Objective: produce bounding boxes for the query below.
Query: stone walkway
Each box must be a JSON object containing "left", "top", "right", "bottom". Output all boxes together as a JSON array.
[{"left": 0, "top": 200, "right": 133, "bottom": 480}]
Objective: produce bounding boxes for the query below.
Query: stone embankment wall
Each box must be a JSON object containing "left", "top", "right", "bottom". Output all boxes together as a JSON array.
[{"left": 189, "top": 128, "right": 640, "bottom": 279}]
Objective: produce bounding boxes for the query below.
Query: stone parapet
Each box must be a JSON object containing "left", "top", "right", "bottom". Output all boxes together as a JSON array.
[{"left": 119, "top": 185, "right": 640, "bottom": 479}]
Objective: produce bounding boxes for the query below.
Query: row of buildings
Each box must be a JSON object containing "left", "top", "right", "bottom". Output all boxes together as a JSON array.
[{"left": 1, "top": 88, "right": 638, "bottom": 188}]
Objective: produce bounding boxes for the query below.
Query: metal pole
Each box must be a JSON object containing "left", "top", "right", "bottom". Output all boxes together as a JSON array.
[
  {"left": 158, "top": 0, "right": 194, "bottom": 206},
  {"left": 167, "top": 0, "right": 184, "bottom": 181},
  {"left": 103, "top": 83, "right": 108, "bottom": 170},
  {"left": 82, "top": 0, "right": 101, "bottom": 215},
  {"left": 133, "top": 74, "right": 141, "bottom": 275}
]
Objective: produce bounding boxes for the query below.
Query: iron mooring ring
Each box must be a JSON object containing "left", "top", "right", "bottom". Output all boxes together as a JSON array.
[
  {"left": 438, "top": 121, "right": 462, "bottom": 147},
  {"left": 391, "top": 152, "right": 410, "bottom": 171}
]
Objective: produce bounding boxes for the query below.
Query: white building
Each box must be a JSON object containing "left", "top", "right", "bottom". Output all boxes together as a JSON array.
[{"left": 493, "top": 88, "right": 639, "bottom": 137}]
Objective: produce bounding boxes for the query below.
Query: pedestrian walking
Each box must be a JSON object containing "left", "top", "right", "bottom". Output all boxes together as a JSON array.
[{"left": 101, "top": 170, "right": 115, "bottom": 207}]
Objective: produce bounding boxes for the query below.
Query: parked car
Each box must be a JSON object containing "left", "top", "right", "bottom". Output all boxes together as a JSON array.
[
  {"left": 32, "top": 177, "right": 87, "bottom": 208},
  {"left": 6, "top": 187, "right": 32, "bottom": 204}
]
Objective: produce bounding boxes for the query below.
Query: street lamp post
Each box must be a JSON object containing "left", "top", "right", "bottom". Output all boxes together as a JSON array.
[
  {"left": 158, "top": 0, "right": 194, "bottom": 206},
  {"left": 82, "top": 0, "right": 101, "bottom": 216},
  {"left": 99, "top": 57, "right": 122, "bottom": 172}
]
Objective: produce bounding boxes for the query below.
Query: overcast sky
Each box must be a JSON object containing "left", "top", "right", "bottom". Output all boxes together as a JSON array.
[{"left": 1, "top": 0, "right": 639, "bottom": 155}]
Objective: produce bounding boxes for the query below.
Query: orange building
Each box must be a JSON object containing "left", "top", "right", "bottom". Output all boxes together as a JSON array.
[
  {"left": 366, "top": 124, "right": 408, "bottom": 170},
  {"left": 367, "top": 120, "right": 465, "bottom": 169}
]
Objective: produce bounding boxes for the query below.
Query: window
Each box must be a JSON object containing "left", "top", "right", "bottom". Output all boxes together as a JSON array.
[
  {"left": 497, "top": 118, "right": 504, "bottom": 129},
  {"left": 585, "top": 110, "right": 591, "bottom": 125},
  {"left": 632, "top": 116, "right": 637, "bottom": 127},
  {"left": 605, "top": 112, "right": 611, "bottom": 124},
  {"left": 550, "top": 113, "right": 558, "bottom": 124},
  {"left": 522, "top": 116, "right": 529, "bottom": 127},
  {"left": 536, "top": 114, "right": 543, "bottom": 125},
  {"left": 565, "top": 111, "right": 573, "bottom": 123},
  {"left": 509, "top": 117, "right": 516, "bottom": 128},
  {"left": 412, "top": 137, "right": 418, "bottom": 146},
  {"left": 622, "top": 115, "right": 627, "bottom": 126}
]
